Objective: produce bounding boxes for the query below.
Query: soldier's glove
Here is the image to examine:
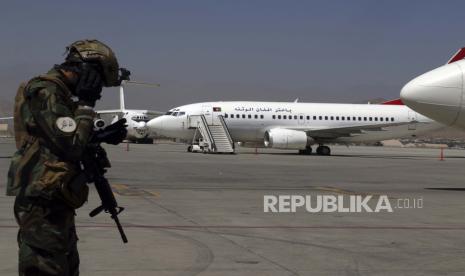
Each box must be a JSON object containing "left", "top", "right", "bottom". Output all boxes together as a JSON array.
[
  {"left": 76, "top": 64, "right": 103, "bottom": 107},
  {"left": 92, "top": 118, "right": 128, "bottom": 145}
]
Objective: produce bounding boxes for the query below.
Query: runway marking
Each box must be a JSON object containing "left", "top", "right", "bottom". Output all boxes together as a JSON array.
[
  {"left": 2, "top": 224, "right": 465, "bottom": 230},
  {"left": 111, "top": 183, "right": 160, "bottom": 198},
  {"left": 111, "top": 183, "right": 129, "bottom": 191},
  {"left": 314, "top": 186, "right": 395, "bottom": 199},
  {"left": 148, "top": 191, "right": 161, "bottom": 198}
]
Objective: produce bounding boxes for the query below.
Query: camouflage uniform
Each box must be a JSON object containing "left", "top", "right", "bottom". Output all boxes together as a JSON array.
[{"left": 8, "top": 67, "right": 95, "bottom": 276}]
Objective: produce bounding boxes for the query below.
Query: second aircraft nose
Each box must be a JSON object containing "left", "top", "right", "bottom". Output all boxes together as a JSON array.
[
  {"left": 147, "top": 116, "right": 164, "bottom": 136},
  {"left": 401, "top": 62, "right": 464, "bottom": 126}
]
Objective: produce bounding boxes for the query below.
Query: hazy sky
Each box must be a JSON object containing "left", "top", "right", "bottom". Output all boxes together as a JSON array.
[{"left": 1, "top": 1, "right": 465, "bottom": 112}]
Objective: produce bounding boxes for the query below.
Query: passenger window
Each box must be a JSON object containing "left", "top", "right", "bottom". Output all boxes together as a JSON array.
[
  {"left": 364, "top": 117, "right": 367, "bottom": 121},
  {"left": 247, "top": 114, "right": 250, "bottom": 119},
  {"left": 341, "top": 116, "right": 345, "bottom": 120},
  {"left": 369, "top": 117, "right": 372, "bottom": 121},
  {"left": 385, "top": 117, "right": 389, "bottom": 121},
  {"left": 224, "top": 114, "right": 228, "bottom": 118},
  {"left": 391, "top": 117, "right": 394, "bottom": 122},
  {"left": 278, "top": 115, "right": 282, "bottom": 119},
  {"left": 236, "top": 114, "right": 240, "bottom": 118},
  {"left": 306, "top": 116, "right": 310, "bottom": 120},
  {"left": 336, "top": 116, "right": 339, "bottom": 120},
  {"left": 289, "top": 116, "right": 292, "bottom": 120},
  {"left": 319, "top": 116, "right": 322, "bottom": 120},
  {"left": 272, "top": 115, "right": 276, "bottom": 119},
  {"left": 325, "top": 116, "right": 328, "bottom": 120},
  {"left": 242, "top": 114, "right": 246, "bottom": 119},
  {"left": 294, "top": 115, "right": 298, "bottom": 119},
  {"left": 283, "top": 115, "right": 287, "bottom": 119},
  {"left": 330, "top": 116, "right": 334, "bottom": 120},
  {"left": 354, "top": 117, "right": 357, "bottom": 121},
  {"left": 375, "top": 117, "right": 378, "bottom": 121},
  {"left": 313, "top": 116, "right": 317, "bottom": 120},
  {"left": 380, "top": 117, "right": 383, "bottom": 121},
  {"left": 260, "top": 115, "right": 264, "bottom": 119}
]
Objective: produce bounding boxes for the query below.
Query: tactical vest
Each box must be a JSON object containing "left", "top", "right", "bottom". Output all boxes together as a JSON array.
[
  {"left": 13, "top": 82, "right": 28, "bottom": 150},
  {"left": 7, "top": 75, "right": 71, "bottom": 196}
]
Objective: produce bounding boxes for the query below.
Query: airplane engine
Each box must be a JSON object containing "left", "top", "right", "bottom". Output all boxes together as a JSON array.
[{"left": 264, "top": 128, "right": 313, "bottom": 149}]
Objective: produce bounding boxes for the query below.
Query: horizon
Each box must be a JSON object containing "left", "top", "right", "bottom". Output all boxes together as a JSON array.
[{"left": 2, "top": 1, "right": 465, "bottom": 112}]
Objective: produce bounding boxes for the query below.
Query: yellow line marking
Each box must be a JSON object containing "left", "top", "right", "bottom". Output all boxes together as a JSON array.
[
  {"left": 148, "top": 191, "right": 160, "bottom": 198},
  {"left": 111, "top": 184, "right": 129, "bottom": 190}
]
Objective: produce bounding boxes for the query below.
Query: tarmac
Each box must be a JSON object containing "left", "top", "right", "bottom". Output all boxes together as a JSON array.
[{"left": 1, "top": 138, "right": 465, "bottom": 275}]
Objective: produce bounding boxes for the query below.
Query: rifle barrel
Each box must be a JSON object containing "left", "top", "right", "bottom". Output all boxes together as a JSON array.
[{"left": 112, "top": 211, "right": 128, "bottom": 243}]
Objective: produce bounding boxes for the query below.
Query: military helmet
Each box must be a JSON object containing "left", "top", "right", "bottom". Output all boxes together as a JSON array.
[{"left": 66, "top": 39, "right": 120, "bottom": 87}]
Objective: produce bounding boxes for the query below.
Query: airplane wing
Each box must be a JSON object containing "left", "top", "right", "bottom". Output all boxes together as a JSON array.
[
  {"left": 97, "top": 109, "right": 123, "bottom": 115},
  {"left": 145, "top": 110, "right": 164, "bottom": 116},
  {"left": 288, "top": 121, "right": 417, "bottom": 139},
  {"left": 97, "top": 110, "right": 163, "bottom": 116}
]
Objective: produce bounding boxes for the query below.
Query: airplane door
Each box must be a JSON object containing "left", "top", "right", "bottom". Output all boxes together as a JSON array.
[
  {"left": 211, "top": 106, "right": 222, "bottom": 125},
  {"left": 408, "top": 110, "right": 417, "bottom": 130},
  {"left": 202, "top": 105, "right": 213, "bottom": 124},
  {"left": 298, "top": 113, "right": 306, "bottom": 125}
]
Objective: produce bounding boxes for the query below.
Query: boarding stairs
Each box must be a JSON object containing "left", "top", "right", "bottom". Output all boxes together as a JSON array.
[{"left": 188, "top": 115, "right": 234, "bottom": 153}]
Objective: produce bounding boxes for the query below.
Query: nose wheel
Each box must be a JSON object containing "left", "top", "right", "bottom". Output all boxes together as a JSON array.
[{"left": 316, "top": 145, "right": 331, "bottom": 156}]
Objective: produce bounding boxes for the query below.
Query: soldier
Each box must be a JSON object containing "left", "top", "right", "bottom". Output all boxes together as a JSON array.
[{"left": 7, "top": 40, "right": 128, "bottom": 276}]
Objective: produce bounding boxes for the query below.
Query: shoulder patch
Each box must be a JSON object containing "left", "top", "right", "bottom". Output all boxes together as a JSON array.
[{"left": 56, "top": 117, "right": 77, "bottom": 133}]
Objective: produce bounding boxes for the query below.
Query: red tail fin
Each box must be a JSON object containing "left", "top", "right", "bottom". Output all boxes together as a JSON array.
[
  {"left": 381, "top": 99, "right": 404, "bottom": 105},
  {"left": 447, "top": 47, "right": 465, "bottom": 64}
]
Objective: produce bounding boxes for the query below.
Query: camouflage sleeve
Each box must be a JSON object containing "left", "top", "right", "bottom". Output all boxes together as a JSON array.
[{"left": 28, "top": 82, "right": 95, "bottom": 160}]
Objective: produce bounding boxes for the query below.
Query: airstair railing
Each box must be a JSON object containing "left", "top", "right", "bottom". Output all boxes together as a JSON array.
[{"left": 217, "top": 115, "right": 234, "bottom": 148}]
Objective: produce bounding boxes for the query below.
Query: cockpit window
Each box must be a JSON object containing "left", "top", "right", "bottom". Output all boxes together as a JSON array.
[
  {"left": 172, "top": 112, "right": 179, "bottom": 116},
  {"left": 165, "top": 111, "right": 173, "bottom": 115},
  {"left": 178, "top": 112, "right": 186, "bottom": 116}
]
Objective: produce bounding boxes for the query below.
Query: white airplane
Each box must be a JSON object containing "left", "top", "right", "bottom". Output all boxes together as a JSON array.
[
  {"left": 400, "top": 47, "right": 465, "bottom": 130},
  {"left": 147, "top": 99, "right": 442, "bottom": 155},
  {"left": 97, "top": 81, "right": 163, "bottom": 143}
]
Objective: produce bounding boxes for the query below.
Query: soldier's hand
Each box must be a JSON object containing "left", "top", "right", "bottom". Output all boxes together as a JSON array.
[
  {"left": 92, "top": 119, "right": 128, "bottom": 145},
  {"left": 76, "top": 65, "right": 103, "bottom": 107}
]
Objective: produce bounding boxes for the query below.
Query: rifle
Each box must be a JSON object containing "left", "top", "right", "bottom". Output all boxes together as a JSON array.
[{"left": 83, "top": 143, "right": 128, "bottom": 243}]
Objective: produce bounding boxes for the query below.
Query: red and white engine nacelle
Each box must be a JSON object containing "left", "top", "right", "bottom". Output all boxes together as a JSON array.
[{"left": 264, "top": 128, "right": 313, "bottom": 149}]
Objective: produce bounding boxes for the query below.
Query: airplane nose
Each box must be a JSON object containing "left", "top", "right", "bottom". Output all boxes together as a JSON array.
[
  {"left": 147, "top": 116, "right": 164, "bottom": 136},
  {"left": 138, "top": 121, "right": 147, "bottom": 129},
  {"left": 134, "top": 121, "right": 148, "bottom": 137},
  {"left": 400, "top": 63, "right": 464, "bottom": 126}
]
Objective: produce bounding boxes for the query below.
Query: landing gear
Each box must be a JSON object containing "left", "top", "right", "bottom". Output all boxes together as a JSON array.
[
  {"left": 187, "top": 145, "right": 193, "bottom": 152},
  {"left": 298, "top": 147, "right": 313, "bottom": 155},
  {"left": 316, "top": 145, "right": 331, "bottom": 156}
]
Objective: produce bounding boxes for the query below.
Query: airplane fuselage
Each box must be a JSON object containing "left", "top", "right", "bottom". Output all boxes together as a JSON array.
[{"left": 149, "top": 101, "right": 441, "bottom": 146}]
